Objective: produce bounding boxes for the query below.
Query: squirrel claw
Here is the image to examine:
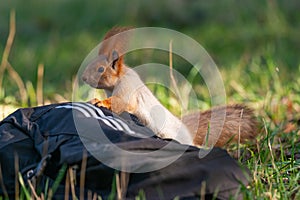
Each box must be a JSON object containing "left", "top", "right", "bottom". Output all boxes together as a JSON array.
[
  {"left": 89, "top": 98, "right": 101, "bottom": 105},
  {"left": 88, "top": 98, "right": 112, "bottom": 110}
]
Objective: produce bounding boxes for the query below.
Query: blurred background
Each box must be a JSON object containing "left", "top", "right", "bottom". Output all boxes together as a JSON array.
[
  {"left": 0, "top": 0, "right": 299, "bottom": 110},
  {"left": 1, "top": 1, "right": 300, "bottom": 198}
]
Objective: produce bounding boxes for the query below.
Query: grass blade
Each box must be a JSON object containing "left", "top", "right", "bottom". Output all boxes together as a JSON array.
[
  {"left": 47, "top": 164, "right": 67, "bottom": 200},
  {"left": 18, "top": 173, "right": 31, "bottom": 200}
]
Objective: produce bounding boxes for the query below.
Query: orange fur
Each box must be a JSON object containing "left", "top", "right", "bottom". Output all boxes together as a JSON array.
[
  {"left": 182, "top": 104, "right": 259, "bottom": 147},
  {"left": 103, "top": 26, "right": 133, "bottom": 40},
  {"left": 93, "top": 98, "right": 112, "bottom": 110},
  {"left": 115, "top": 56, "right": 124, "bottom": 77},
  {"left": 99, "top": 26, "right": 133, "bottom": 56}
]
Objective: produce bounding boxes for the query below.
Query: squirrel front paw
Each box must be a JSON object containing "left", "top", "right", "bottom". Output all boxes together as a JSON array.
[
  {"left": 88, "top": 98, "right": 101, "bottom": 105},
  {"left": 88, "top": 98, "right": 112, "bottom": 110}
]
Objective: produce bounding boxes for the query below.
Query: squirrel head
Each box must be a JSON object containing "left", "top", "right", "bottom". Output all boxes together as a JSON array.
[
  {"left": 82, "top": 26, "right": 132, "bottom": 90},
  {"left": 81, "top": 50, "right": 125, "bottom": 90}
]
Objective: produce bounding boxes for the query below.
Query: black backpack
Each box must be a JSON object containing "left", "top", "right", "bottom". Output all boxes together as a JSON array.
[{"left": 0, "top": 102, "right": 250, "bottom": 199}]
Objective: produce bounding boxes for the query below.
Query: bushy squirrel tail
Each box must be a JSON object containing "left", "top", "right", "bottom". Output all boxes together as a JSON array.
[{"left": 182, "top": 104, "right": 259, "bottom": 147}]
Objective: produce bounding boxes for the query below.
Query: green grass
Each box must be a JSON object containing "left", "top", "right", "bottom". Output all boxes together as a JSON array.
[{"left": 0, "top": 0, "right": 300, "bottom": 199}]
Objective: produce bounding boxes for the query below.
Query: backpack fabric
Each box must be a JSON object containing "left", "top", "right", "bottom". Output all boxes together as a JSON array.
[{"left": 0, "top": 102, "right": 250, "bottom": 199}]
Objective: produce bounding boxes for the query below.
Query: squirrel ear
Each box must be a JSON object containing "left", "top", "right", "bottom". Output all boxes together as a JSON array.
[
  {"left": 111, "top": 50, "right": 123, "bottom": 70},
  {"left": 112, "top": 50, "right": 119, "bottom": 62}
]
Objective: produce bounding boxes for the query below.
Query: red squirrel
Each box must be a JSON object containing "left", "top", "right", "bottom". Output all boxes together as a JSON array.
[{"left": 81, "top": 27, "right": 258, "bottom": 147}]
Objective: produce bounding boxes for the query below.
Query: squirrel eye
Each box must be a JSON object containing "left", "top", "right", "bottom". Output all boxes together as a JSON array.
[{"left": 98, "top": 67, "right": 104, "bottom": 73}]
